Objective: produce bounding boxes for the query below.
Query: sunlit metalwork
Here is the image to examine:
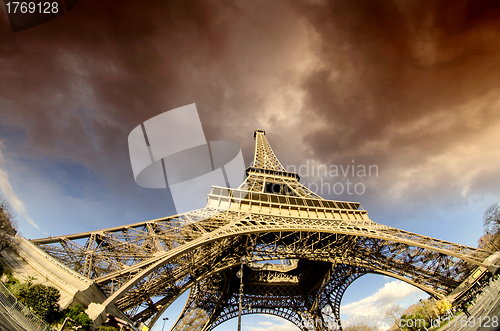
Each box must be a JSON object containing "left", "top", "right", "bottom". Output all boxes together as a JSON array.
[{"left": 32, "top": 129, "right": 492, "bottom": 330}]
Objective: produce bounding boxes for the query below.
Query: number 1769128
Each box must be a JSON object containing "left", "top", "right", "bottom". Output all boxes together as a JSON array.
[{"left": 5, "top": 2, "right": 59, "bottom": 14}]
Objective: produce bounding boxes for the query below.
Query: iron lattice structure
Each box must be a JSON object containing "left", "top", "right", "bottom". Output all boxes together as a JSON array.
[{"left": 32, "top": 129, "right": 491, "bottom": 330}]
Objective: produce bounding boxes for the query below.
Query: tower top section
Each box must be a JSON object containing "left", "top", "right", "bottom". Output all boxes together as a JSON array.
[
  {"left": 252, "top": 128, "right": 285, "bottom": 171},
  {"left": 241, "top": 129, "right": 324, "bottom": 199},
  {"left": 254, "top": 128, "right": 266, "bottom": 139}
]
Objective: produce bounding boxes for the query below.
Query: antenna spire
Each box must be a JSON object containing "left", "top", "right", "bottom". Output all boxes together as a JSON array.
[{"left": 253, "top": 129, "right": 285, "bottom": 171}]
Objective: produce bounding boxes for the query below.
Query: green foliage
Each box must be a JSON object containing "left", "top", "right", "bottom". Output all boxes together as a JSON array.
[
  {"left": 0, "top": 263, "right": 63, "bottom": 325},
  {"left": 8, "top": 282, "right": 29, "bottom": 303},
  {"left": 24, "top": 284, "right": 61, "bottom": 323},
  {"left": 62, "top": 304, "right": 92, "bottom": 330},
  {"left": 3, "top": 268, "right": 19, "bottom": 287},
  {"left": 344, "top": 323, "right": 378, "bottom": 331},
  {"left": 24, "top": 275, "right": 36, "bottom": 287},
  {"left": 5, "top": 280, "right": 62, "bottom": 324},
  {"left": 400, "top": 313, "right": 428, "bottom": 331},
  {"left": 96, "top": 325, "right": 119, "bottom": 331}
]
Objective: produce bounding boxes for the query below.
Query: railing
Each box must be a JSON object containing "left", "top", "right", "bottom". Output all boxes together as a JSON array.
[{"left": 0, "top": 281, "right": 51, "bottom": 331}]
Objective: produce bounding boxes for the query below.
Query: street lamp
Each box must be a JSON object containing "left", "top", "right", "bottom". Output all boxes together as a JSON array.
[
  {"left": 161, "top": 317, "right": 169, "bottom": 331},
  {"left": 237, "top": 256, "right": 249, "bottom": 331}
]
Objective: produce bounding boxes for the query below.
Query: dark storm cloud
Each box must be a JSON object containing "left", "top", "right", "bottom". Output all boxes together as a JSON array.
[
  {"left": 1, "top": 0, "right": 227, "bottom": 127},
  {"left": 0, "top": 0, "right": 307, "bottom": 181},
  {"left": 0, "top": 1, "right": 207, "bottom": 149},
  {"left": 295, "top": 0, "right": 500, "bottom": 164},
  {"left": 0, "top": 0, "right": 286, "bottom": 190},
  {"left": 1, "top": 0, "right": 500, "bottom": 220},
  {"left": 272, "top": 0, "right": 500, "bottom": 219}
]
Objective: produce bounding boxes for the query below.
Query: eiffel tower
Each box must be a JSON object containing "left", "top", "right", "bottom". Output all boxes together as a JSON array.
[{"left": 32, "top": 129, "right": 493, "bottom": 330}]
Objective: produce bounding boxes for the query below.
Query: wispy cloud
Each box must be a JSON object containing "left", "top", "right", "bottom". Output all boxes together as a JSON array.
[
  {"left": 246, "top": 315, "right": 298, "bottom": 331},
  {"left": 341, "top": 280, "right": 425, "bottom": 325},
  {"left": 0, "top": 143, "right": 39, "bottom": 229}
]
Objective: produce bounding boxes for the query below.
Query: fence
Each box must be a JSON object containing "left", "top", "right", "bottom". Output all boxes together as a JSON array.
[
  {"left": 468, "top": 275, "right": 500, "bottom": 318},
  {"left": 0, "top": 281, "right": 51, "bottom": 331}
]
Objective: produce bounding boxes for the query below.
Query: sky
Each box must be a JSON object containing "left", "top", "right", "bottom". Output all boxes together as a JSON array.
[{"left": 1, "top": 0, "right": 500, "bottom": 330}]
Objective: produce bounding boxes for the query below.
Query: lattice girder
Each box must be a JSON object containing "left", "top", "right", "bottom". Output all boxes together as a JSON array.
[
  {"left": 172, "top": 263, "right": 370, "bottom": 331},
  {"left": 252, "top": 129, "right": 286, "bottom": 172},
  {"left": 32, "top": 202, "right": 489, "bottom": 324},
  {"left": 172, "top": 262, "right": 330, "bottom": 331},
  {"left": 34, "top": 209, "right": 488, "bottom": 318},
  {"left": 30, "top": 129, "right": 493, "bottom": 330},
  {"left": 127, "top": 236, "right": 464, "bottom": 322}
]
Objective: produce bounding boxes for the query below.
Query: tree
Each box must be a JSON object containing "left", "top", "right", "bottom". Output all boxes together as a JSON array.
[
  {"left": 384, "top": 304, "right": 403, "bottom": 330},
  {"left": 96, "top": 326, "right": 119, "bottom": 331},
  {"left": 25, "top": 284, "right": 61, "bottom": 323},
  {"left": 399, "top": 300, "right": 435, "bottom": 331},
  {"left": 9, "top": 282, "right": 29, "bottom": 303},
  {"left": 478, "top": 232, "right": 500, "bottom": 251},
  {"left": 484, "top": 203, "right": 500, "bottom": 234},
  {"left": 344, "top": 323, "right": 378, "bottom": 331},
  {"left": 62, "top": 304, "right": 93, "bottom": 330},
  {"left": 434, "top": 299, "right": 452, "bottom": 316},
  {"left": 400, "top": 313, "right": 428, "bottom": 331},
  {"left": 480, "top": 203, "right": 500, "bottom": 251},
  {"left": 0, "top": 198, "right": 17, "bottom": 249},
  {"left": 418, "top": 298, "right": 437, "bottom": 321}
]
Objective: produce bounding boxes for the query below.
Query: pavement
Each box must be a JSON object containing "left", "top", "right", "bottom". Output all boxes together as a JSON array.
[{"left": 0, "top": 305, "right": 27, "bottom": 331}]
